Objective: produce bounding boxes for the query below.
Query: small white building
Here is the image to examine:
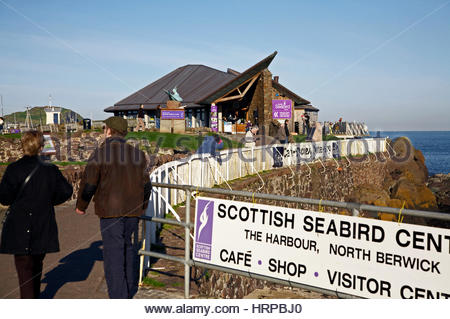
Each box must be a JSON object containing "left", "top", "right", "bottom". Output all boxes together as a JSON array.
[{"left": 44, "top": 106, "right": 62, "bottom": 125}]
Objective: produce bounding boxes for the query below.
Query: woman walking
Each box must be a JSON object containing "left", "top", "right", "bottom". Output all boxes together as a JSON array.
[{"left": 0, "top": 131, "right": 73, "bottom": 298}]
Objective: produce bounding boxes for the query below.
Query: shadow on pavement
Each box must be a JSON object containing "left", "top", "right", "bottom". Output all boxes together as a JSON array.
[{"left": 40, "top": 241, "right": 103, "bottom": 298}]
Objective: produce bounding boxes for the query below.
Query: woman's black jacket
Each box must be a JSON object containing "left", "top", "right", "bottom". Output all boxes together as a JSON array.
[{"left": 0, "top": 155, "right": 73, "bottom": 255}]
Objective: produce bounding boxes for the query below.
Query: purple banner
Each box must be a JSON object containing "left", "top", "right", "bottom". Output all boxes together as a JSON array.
[
  {"left": 194, "top": 199, "right": 215, "bottom": 261},
  {"left": 210, "top": 104, "right": 218, "bottom": 132},
  {"left": 161, "top": 109, "right": 185, "bottom": 120},
  {"left": 272, "top": 99, "right": 292, "bottom": 119}
]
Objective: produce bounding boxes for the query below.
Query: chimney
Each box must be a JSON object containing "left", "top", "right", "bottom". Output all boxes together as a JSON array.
[{"left": 274, "top": 76, "right": 279, "bottom": 83}]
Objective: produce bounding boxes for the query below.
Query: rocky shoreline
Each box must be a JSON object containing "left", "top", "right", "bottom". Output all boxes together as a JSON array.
[{"left": 428, "top": 173, "right": 450, "bottom": 213}]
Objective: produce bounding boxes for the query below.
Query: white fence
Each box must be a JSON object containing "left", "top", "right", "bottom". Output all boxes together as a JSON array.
[{"left": 142, "top": 137, "right": 387, "bottom": 268}]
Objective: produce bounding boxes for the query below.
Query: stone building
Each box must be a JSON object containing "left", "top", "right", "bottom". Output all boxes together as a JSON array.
[{"left": 105, "top": 51, "right": 318, "bottom": 134}]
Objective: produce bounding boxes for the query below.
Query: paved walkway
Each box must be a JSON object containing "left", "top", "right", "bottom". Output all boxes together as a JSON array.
[
  {"left": 0, "top": 201, "right": 191, "bottom": 299},
  {"left": 1, "top": 202, "right": 107, "bottom": 299},
  {"left": 1, "top": 201, "right": 328, "bottom": 299}
]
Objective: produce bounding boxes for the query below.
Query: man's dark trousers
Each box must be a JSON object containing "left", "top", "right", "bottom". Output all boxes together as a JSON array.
[{"left": 100, "top": 216, "right": 139, "bottom": 299}]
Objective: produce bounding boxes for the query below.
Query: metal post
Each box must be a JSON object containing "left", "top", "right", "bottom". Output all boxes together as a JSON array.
[
  {"left": 184, "top": 189, "right": 191, "bottom": 299},
  {"left": 174, "top": 163, "right": 178, "bottom": 205},
  {"left": 226, "top": 153, "right": 229, "bottom": 180},
  {"left": 165, "top": 164, "right": 169, "bottom": 206},
  {"left": 239, "top": 152, "right": 242, "bottom": 177},
  {"left": 138, "top": 218, "right": 146, "bottom": 286}
]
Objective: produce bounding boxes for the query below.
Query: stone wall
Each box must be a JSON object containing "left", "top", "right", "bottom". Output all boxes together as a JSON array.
[
  {"left": 0, "top": 132, "right": 104, "bottom": 163},
  {"left": 248, "top": 75, "right": 264, "bottom": 129},
  {"left": 0, "top": 138, "right": 22, "bottom": 162},
  {"left": 248, "top": 69, "right": 273, "bottom": 135},
  {"left": 0, "top": 132, "right": 191, "bottom": 201},
  {"left": 51, "top": 131, "right": 104, "bottom": 162},
  {"left": 428, "top": 174, "right": 450, "bottom": 213},
  {"left": 261, "top": 69, "right": 273, "bottom": 135}
]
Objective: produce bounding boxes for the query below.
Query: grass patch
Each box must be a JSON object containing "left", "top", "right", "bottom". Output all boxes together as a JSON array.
[
  {"left": 162, "top": 223, "right": 175, "bottom": 230},
  {"left": 83, "top": 129, "right": 102, "bottom": 133},
  {"left": 0, "top": 162, "right": 11, "bottom": 166},
  {"left": 171, "top": 282, "right": 183, "bottom": 287},
  {"left": 148, "top": 271, "right": 160, "bottom": 277},
  {"left": 53, "top": 161, "right": 87, "bottom": 166},
  {"left": 171, "top": 202, "right": 186, "bottom": 210},
  {"left": 126, "top": 131, "right": 242, "bottom": 151},
  {"left": 0, "top": 133, "right": 21, "bottom": 139},
  {"left": 126, "top": 132, "right": 202, "bottom": 151},
  {"left": 293, "top": 135, "right": 307, "bottom": 143},
  {"left": 323, "top": 135, "right": 339, "bottom": 141},
  {"left": 166, "top": 212, "right": 176, "bottom": 219},
  {"left": 141, "top": 277, "right": 166, "bottom": 287},
  {"left": 293, "top": 134, "right": 339, "bottom": 143}
]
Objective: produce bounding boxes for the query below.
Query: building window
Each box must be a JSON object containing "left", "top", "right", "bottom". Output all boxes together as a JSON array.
[
  {"left": 184, "top": 108, "right": 209, "bottom": 128},
  {"left": 126, "top": 111, "right": 138, "bottom": 119},
  {"left": 185, "top": 109, "right": 193, "bottom": 128}
]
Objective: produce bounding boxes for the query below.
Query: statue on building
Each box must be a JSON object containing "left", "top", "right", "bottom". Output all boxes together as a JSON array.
[{"left": 164, "top": 87, "right": 183, "bottom": 102}]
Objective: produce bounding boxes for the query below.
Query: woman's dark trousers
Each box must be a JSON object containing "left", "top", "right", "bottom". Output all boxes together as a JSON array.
[{"left": 14, "top": 254, "right": 46, "bottom": 298}]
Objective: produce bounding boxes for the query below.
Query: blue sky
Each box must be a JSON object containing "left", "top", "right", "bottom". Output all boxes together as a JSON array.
[{"left": 0, "top": 0, "right": 449, "bottom": 130}]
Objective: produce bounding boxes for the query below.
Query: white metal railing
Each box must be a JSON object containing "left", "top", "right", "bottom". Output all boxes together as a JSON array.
[{"left": 141, "top": 137, "right": 387, "bottom": 269}]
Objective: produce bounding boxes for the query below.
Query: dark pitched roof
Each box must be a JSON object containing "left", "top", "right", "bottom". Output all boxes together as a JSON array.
[
  {"left": 295, "top": 104, "right": 319, "bottom": 111},
  {"left": 105, "top": 65, "right": 236, "bottom": 112},
  {"left": 272, "top": 81, "right": 310, "bottom": 105},
  {"left": 105, "top": 51, "right": 313, "bottom": 113},
  {"left": 197, "top": 51, "right": 277, "bottom": 105},
  {"left": 220, "top": 60, "right": 311, "bottom": 106}
]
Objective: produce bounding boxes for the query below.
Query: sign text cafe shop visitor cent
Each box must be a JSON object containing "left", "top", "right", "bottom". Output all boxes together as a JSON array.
[{"left": 193, "top": 197, "right": 450, "bottom": 299}]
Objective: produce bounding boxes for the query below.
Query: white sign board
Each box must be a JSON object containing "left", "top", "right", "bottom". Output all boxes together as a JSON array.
[
  {"left": 193, "top": 197, "right": 450, "bottom": 299},
  {"left": 223, "top": 121, "right": 232, "bottom": 133},
  {"left": 283, "top": 141, "right": 339, "bottom": 163},
  {"left": 41, "top": 134, "right": 56, "bottom": 155}
]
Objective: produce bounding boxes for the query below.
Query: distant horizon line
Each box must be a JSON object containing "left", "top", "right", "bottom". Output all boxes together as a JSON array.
[{"left": 370, "top": 130, "right": 450, "bottom": 132}]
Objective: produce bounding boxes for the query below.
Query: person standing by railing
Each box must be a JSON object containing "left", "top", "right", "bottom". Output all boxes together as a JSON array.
[
  {"left": 284, "top": 119, "right": 290, "bottom": 144},
  {"left": 269, "top": 120, "right": 285, "bottom": 167},
  {"left": 75, "top": 116, "right": 152, "bottom": 299},
  {"left": 304, "top": 113, "right": 311, "bottom": 135}
]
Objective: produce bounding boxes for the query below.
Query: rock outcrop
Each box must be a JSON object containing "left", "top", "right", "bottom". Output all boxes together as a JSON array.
[{"left": 428, "top": 173, "right": 450, "bottom": 213}]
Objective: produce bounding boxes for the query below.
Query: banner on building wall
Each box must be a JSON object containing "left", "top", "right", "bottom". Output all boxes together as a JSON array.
[
  {"left": 210, "top": 104, "right": 218, "bottom": 132},
  {"left": 281, "top": 141, "right": 340, "bottom": 163},
  {"left": 272, "top": 99, "right": 292, "bottom": 119},
  {"left": 161, "top": 109, "right": 185, "bottom": 120},
  {"left": 193, "top": 197, "right": 450, "bottom": 299}
]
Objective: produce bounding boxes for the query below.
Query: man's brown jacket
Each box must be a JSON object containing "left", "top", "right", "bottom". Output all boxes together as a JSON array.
[{"left": 76, "top": 136, "right": 151, "bottom": 218}]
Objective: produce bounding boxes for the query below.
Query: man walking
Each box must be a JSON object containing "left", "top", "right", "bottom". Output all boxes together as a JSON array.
[
  {"left": 75, "top": 116, "right": 151, "bottom": 299},
  {"left": 137, "top": 104, "right": 145, "bottom": 131}
]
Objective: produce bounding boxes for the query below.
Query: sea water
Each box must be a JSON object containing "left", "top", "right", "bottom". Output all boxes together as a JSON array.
[{"left": 370, "top": 131, "right": 450, "bottom": 176}]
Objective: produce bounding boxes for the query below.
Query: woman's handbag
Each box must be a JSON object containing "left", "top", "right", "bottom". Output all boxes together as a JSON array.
[{"left": 1, "top": 164, "right": 40, "bottom": 228}]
